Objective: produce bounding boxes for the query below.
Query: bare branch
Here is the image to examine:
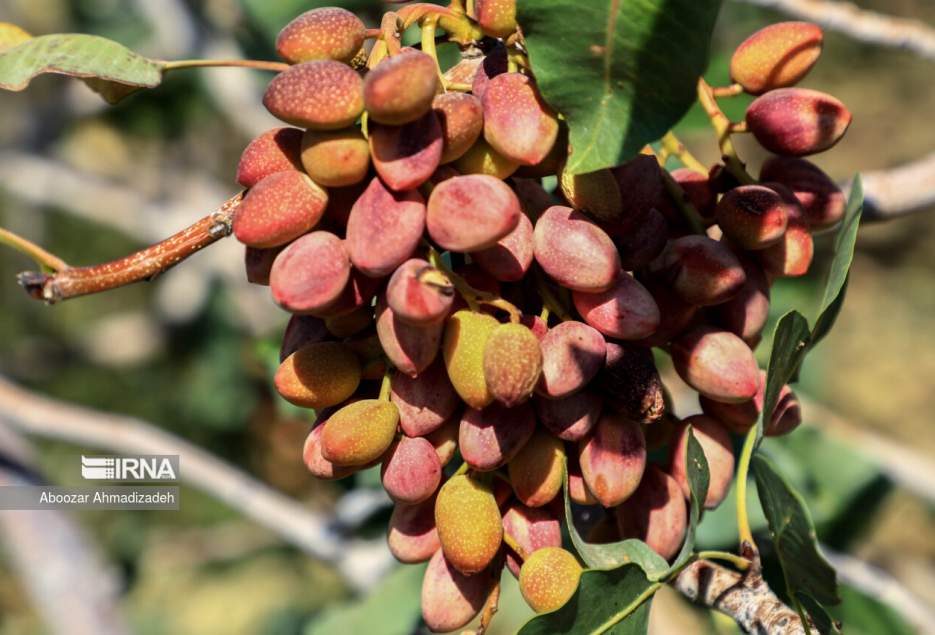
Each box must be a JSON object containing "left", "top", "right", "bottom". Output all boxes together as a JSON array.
[
  {"left": 672, "top": 558, "right": 808, "bottom": 634},
  {"left": 0, "top": 375, "right": 338, "bottom": 559},
  {"left": 16, "top": 192, "right": 242, "bottom": 303},
  {"left": 0, "top": 429, "right": 130, "bottom": 635},
  {"left": 820, "top": 543, "right": 935, "bottom": 633},
  {"left": 848, "top": 152, "right": 935, "bottom": 222},
  {"left": 737, "top": 0, "right": 935, "bottom": 61}
]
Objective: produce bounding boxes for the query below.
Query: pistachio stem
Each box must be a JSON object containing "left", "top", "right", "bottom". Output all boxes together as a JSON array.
[
  {"left": 711, "top": 83, "right": 744, "bottom": 98},
  {"left": 426, "top": 246, "right": 522, "bottom": 322},
  {"left": 502, "top": 531, "right": 528, "bottom": 560},
  {"left": 161, "top": 59, "right": 290, "bottom": 73},
  {"left": 534, "top": 268, "right": 574, "bottom": 322},
  {"left": 660, "top": 131, "right": 708, "bottom": 176},
  {"left": 0, "top": 227, "right": 68, "bottom": 273},
  {"left": 660, "top": 169, "right": 707, "bottom": 235},
  {"left": 697, "top": 78, "right": 757, "bottom": 185},
  {"left": 735, "top": 425, "right": 759, "bottom": 553},
  {"left": 696, "top": 550, "right": 752, "bottom": 571}
]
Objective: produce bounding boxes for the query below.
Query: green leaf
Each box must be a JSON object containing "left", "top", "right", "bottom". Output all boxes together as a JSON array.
[
  {"left": 304, "top": 564, "right": 424, "bottom": 635},
  {"left": 830, "top": 585, "right": 915, "bottom": 635},
  {"left": 796, "top": 592, "right": 842, "bottom": 634},
  {"left": 0, "top": 33, "right": 164, "bottom": 104},
  {"left": 0, "top": 22, "right": 31, "bottom": 53},
  {"left": 518, "top": 0, "right": 722, "bottom": 174},
  {"left": 752, "top": 454, "right": 839, "bottom": 608},
  {"left": 756, "top": 311, "right": 811, "bottom": 444},
  {"left": 517, "top": 564, "right": 657, "bottom": 635},
  {"left": 563, "top": 459, "right": 668, "bottom": 578},
  {"left": 811, "top": 175, "right": 864, "bottom": 348},
  {"left": 668, "top": 427, "right": 709, "bottom": 572}
]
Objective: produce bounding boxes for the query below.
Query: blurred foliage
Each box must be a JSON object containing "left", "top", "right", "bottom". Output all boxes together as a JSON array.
[{"left": 0, "top": 1, "right": 933, "bottom": 634}]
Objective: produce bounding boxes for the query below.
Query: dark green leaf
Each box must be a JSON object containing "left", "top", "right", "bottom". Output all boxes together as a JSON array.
[
  {"left": 668, "top": 427, "right": 709, "bottom": 572},
  {"left": 518, "top": 0, "right": 722, "bottom": 174},
  {"left": 796, "top": 592, "right": 842, "bottom": 634},
  {"left": 830, "top": 585, "right": 916, "bottom": 635},
  {"left": 811, "top": 175, "right": 864, "bottom": 348},
  {"left": 517, "top": 564, "right": 657, "bottom": 635},
  {"left": 757, "top": 311, "right": 811, "bottom": 444},
  {"left": 304, "top": 564, "right": 424, "bottom": 635},
  {"left": 752, "top": 454, "right": 839, "bottom": 608},
  {"left": 563, "top": 459, "right": 668, "bottom": 578},
  {"left": 0, "top": 33, "right": 164, "bottom": 104}
]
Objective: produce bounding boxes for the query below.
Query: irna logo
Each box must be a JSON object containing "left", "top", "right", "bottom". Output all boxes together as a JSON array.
[{"left": 81, "top": 455, "right": 178, "bottom": 481}]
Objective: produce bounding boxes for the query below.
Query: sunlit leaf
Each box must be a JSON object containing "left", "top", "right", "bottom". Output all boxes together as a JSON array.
[
  {"left": 811, "top": 175, "right": 864, "bottom": 349},
  {"left": 563, "top": 459, "right": 668, "bottom": 579},
  {"left": 0, "top": 33, "right": 164, "bottom": 104},
  {"left": 517, "top": 564, "right": 656, "bottom": 635},
  {"left": 0, "top": 22, "right": 31, "bottom": 53},
  {"left": 519, "top": 0, "right": 722, "bottom": 174},
  {"left": 668, "top": 427, "right": 709, "bottom": 573}
]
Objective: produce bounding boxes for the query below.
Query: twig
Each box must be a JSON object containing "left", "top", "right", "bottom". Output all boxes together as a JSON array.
[
  {"left": 0, "top": 375, "right": 400, "bottom": 589},
  {"left": 847, "top": 152, "right": 935, "bottom": 222},
  {"left": 736, "top": 0, "right": 935, "bottom": 61},
  {"left": 162, "top": 59, "right": 290, "bottom": 72},
  {"left": 476, "top": 577, "right": 502, "bottom": 635},
  {"left": 0, "top": 429, "right": 130, "bottom": 635},
  {"left": 660, "top": 131, "right": 708, "bottom": 175},
  {"left": 672, "top": 558, "right": 808, "bottom": 634},
  {"left": 16, "top": 192, "right": 242, "bottom": 303},
  {"left": 697, "top": 78, "right": 757, "bottom": 186},
  {"left": 0, "top": 374, "right": 340, "bottom": 560},
  {"left": 0, "top": 226, "right": 69, "bottom": 272},
  {"left": 820, "top": 543, "right": 935, "bottom": 634}
]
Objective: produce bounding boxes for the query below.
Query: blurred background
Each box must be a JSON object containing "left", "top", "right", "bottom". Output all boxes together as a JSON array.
[{"left": 0, "top": 1, "right": 932, "bottom": 634}]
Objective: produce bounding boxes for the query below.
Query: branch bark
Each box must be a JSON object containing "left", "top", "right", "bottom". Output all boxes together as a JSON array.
[
  {"left": 847, "top": 152, "right": 935, "bottom": 222},
  {"left": 0, "top": 428, "right": 130, "bottom": 635},
  {"left": 737, "top": 0, "right": 935, "bottom": 61},
  {"left": 672, "top": 558, "right": 808, "bottom": 634},
  {"left": 0, "top": 374, "right": 340, "bottom": 560},
  {"left": 16, "top": 192, "right": 242, "bottom": 303}
]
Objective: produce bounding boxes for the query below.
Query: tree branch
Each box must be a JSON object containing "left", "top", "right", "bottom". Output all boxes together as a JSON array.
[
  {"left": 15, "top": 192, "right": 242, "bottom": 303},
  {"left": 672, "top": 557, "right": 808, "bottom": 634},
  {"left": 0, "top": 374, "right": 339, "bottom": 559},
  {"left": 0, "top": 428, "right": 130, "bottom": 635},
  {"left": 848, "top": 152, "right": 935, "bottom": 222},
  {"left": 820, "top": 543, "right": 935, "bottom": 634},
  {"left": 737, "top": 0, "right": 935, "bottom": 61}
]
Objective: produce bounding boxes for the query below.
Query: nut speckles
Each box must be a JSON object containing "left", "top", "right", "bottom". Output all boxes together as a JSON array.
[
  {"left": 730, "top": 22, "right": 823, "bottom": 95},
  {"left": 345, "top": 177, "right": 425, "bottom": 277},
  {"left": 427, "top": 174, "right": 521, "bottom": 253},
  {"left": 433, "top": 92, "right": 484, "bottom": 164},
  {"left": 365, "top": 50, "right": 439, "bottom": 125},
  {"left": 269, "top": 231, "right": 351, "bottom": 314},
  {"left": 483, "top": 322, "right": 542, "bottom": 407},
  {"left": 519, "top": 547, "right": 582, "bottom": 613},
  {"left": 746, "top": 87, "right": 851, "bottom": 156},
  {"left": 534, "top": 205, "right": 620, "bottom": 293},
  {"left": 264, "top": 61, "right": 364, "bottom": 130},
  {"left": 236, "top": 127, "right": 303, "bottom": 188},
  {"left": 482, "top": 73, "right": 558, "bottom": 166},
  {"left": 276, "top": 7, "right": 366, "bottom": 64},
  {"left": 275, "top": 341, "right": 360, "bottom": 409},
  {"left": 434, "top": 474, "right": 503, "bottom": 574},
  {"left": 233, "top": 171, "right": 327, "bottom": 248}
]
